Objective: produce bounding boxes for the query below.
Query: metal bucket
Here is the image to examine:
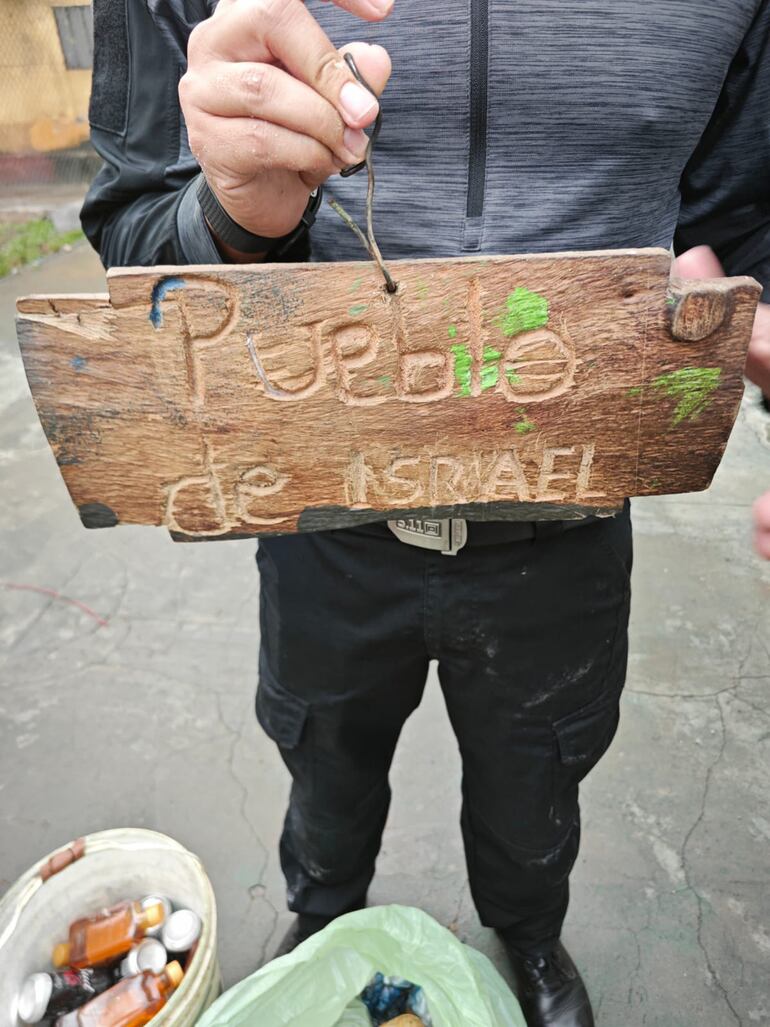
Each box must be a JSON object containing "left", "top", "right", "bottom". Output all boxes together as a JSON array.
[{"left": 0, "top": 828, "right": 221, "bottom": 1026}]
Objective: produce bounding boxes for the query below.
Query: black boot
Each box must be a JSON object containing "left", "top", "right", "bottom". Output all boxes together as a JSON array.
[
  {"left": 500, "top": 938, "right": 595, "bottom": 1027},
  {"left": 272, "top": 912, "right": 336, "bottom": 959},
  {"left": 272, "top": 897, "right": 367, "bottom": 960}
]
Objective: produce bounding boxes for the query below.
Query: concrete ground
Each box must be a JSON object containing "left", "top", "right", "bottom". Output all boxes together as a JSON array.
[
  {"left": 1, "top": 243, "right": 769, "bottom": 1026},
  {"left": 0, "top": 183, "right": 86, "bottom": 232}
]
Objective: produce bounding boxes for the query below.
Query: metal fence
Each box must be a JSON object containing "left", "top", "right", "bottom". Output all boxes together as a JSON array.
[{"left": 0, "top": 1, "right": 98, "bottom": 188}]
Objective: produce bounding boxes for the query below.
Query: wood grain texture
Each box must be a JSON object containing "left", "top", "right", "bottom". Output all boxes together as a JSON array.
[{"left": 15, "top": 249, "right": 761, "bottom": 539}]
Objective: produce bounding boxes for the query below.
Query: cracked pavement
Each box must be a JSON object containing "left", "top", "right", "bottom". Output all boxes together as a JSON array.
[{"left": 1, "top": 244, "right": 769, "bottom": 1024}]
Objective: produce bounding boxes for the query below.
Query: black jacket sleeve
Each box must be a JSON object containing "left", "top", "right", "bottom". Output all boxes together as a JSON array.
[
  {"left": 674, "top": 0, "right": 770, "bottom": 301},
  {"left": 81, "top": 0, "right": 308, "bottom": 268}
]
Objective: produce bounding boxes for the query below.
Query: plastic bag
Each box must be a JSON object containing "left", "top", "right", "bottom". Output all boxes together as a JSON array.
[{"left": 195, "top": 905, "right": 526, "bottom": 1027}]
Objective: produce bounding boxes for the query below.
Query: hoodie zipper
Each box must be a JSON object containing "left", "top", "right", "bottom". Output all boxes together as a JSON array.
[{"left": 464, "top": 0, "right": 489, "bottom": 248}]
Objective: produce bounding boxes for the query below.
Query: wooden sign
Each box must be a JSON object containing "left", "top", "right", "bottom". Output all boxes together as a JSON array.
[{"left": 15, "top": 249, "right": 760, "bottom": 540}]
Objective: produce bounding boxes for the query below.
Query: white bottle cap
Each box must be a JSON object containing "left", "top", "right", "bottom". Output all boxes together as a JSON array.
[
  {"left": 120, "top": 947, "right": 141, "bottom": 979},
  {"left": 136, "top": 938, "right": 168, "bottom": 974},
  {"left": 121, "top": 938, "right": 168, "bottom": 978},
  {"left": 141, "top": 894, "right": 173, "bottom": 938},
  {"left": 18, "top": 974, "right": 53, "bottom": 1025},
  {"left": 161, "top": 909, "right": 202, "bottom": 953}
]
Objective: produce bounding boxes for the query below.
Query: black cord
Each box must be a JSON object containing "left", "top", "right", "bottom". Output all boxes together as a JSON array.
[
  {"left": 329, "top": 53, "right": 398, "bottom": 294},
  {"left": 339, "top": 52, "right": 383, "bottom": 179}
]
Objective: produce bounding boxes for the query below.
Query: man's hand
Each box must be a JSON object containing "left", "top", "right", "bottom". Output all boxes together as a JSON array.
[
  {"left": 674, "top": 245, "right": 770, "bottom": 560},
  {"left": 746, "top": 302, "right": 770, "bottom": 398},
  {"left": 179, "top": 0, "right": 393, "bottom": 250},
  {"left": 754, "top": 491, "right": 770, "bottom": 560},
  {"left": 674, "top": 245, "right": 770, "bottom": 395}
]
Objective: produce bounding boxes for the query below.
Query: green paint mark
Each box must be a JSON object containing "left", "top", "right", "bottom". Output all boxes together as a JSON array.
[
  {"left": 452, "top": 343, "right": 473, "bottom": 397},
  {"left": 417, "top": 280, "right": 430, "bottom": 301},
  {"left": 348, "top": 303, "right": 367, "bottom": 316},
  {"left": 481, "top": 366, "right": 499, "bottom": 390},
  {"left": 481, "top": 346, "right": 501, "bottom": 391},
  {"left": 665, "top": 295, "right": 677, "bottom": 307},
  {"left": 506, "top": 368, "right": 522, "bottom": 386},
  {"left": 447, "top": 324, "right": 458, "bottom": 339},
  {"left": 651, "top": 367, "right": 722, "bottom": 424},
  {"left": 349, "top": 277, "right": 363, "bottom": 293},
  {"left": 515, "top": 417, "right": 536, "bottom": 435},
  {"left": 378, "top": 374, "right": 392, "bottom": 386},
  {"left": 499, "top": 287, "right": 549, "bottom": 337},
  {"left": 627, "top": 386, "right": 642, "bottom": 397}
]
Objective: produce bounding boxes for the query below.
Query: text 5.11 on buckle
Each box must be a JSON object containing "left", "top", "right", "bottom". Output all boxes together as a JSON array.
[{"left": 387, "top": 518, "right": 468, "bottom": 555}]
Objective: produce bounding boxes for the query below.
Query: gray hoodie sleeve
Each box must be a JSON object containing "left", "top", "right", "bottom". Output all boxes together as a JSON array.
[{"left": 674, "top": 0, "right": 770, "bottom": 300}]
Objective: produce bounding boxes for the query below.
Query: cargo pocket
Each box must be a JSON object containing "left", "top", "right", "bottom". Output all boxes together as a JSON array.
[
  {"left": 597, "top": 504, "right": 633, "bottom": 590},
  {"left": 553, "top": 686, "right": 622, "bottom": 777},
  {"left": 255, "top": 673, "right": 308, "bottom": 751}
]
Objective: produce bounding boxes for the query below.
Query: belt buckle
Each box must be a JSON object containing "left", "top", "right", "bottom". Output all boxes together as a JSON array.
[{"left": 387, "top": 517, "right": 468, "bottom": 556}]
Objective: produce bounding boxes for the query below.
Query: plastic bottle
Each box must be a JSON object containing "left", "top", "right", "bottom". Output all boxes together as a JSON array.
[
  {"left": 54, "top": 962, "right": 183, "bottom": 1027},
  {"left": 52, "top": 901, "right": 165, "bottom": 970},
  {"left": 17, "top": 968, "right": 119, "bottom": 1025},
  {"left": 160, "top": 910, "right": 201, "bottom": 955},
  {"left": 138, "top": 895, "right": 172, "bottom": 939}
]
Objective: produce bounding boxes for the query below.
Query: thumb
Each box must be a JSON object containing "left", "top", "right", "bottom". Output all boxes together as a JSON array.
[{"left": 673, "top": 244, "right": 725, "bottom": 281}]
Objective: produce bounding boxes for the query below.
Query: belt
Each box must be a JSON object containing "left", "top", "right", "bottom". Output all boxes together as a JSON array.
[{"left": 387, "top": 517, "right": 542, "bottom": 554}]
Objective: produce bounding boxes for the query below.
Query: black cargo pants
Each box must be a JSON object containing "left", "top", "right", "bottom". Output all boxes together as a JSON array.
[{"left": 255, "top": 506, "right": 632, "bottom": 955}]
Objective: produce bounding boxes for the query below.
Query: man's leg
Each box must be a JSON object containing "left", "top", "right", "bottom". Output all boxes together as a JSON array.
[
  {"left": 436, "top": 509, "right": 632, "bottom": 1022},
  {"left": 256, "top": 525, "right": 430, "bottom": 922}
]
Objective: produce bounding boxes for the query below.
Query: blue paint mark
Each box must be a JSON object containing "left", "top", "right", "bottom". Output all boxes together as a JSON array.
[
  {"left": 71, "top": 356, "right": 87, "bottom": 371},
  {"left": 149, "top": 276, "right": 186, "bottom": 329}
]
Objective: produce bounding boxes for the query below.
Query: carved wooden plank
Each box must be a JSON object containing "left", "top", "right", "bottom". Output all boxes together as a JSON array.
[{"left": 15, "top": 249, "right": 760, "bottom": 540}]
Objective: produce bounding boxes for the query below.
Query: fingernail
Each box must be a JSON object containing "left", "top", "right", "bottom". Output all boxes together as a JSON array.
[
  {"left": 343, "top": 127, "right": 369, "bottom": 159},
  {"left": 366, "top": 0, "right": 393, "bottom": 13},
  {"left": 340, "top": 81, "right": 378, "bottom": 124}
]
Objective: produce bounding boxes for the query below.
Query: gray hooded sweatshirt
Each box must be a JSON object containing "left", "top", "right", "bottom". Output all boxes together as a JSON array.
[
  {"left": 80, "top": 0, "right": 769, "bottom": 526},
  {"left": 83, "top": 0, "right": 769, "bottom": 300}
]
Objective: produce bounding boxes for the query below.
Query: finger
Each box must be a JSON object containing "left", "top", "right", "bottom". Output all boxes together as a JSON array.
[
  {"left": 199, "top": 0, "right": 384, "bottom": 129},
  {"left": 266, "top": 5, "right": 386, "bottom": 129},
  {"left": 323, "top": 0, "right": 394, "bottom": 20},
  {"left": 215, "top": 0, "right": 394, "bottom": 20},
  {"left": 182, "top": 61, "right": 370, "bottom": 164},
  {"left": 754, "top": 491, "right": 770, "bottom": 560},
  {"left": 188, "top": 1, "right": 272, "bottom": 64},
  {"left": 745, "top": 304, "right": 770, "bottom": 392},
  {"left": 339, "top": 41, "right": 392, "bottom": 97},
  {"left": 191, "top": 112, "right": 342, "bottom": 181},
  {"left": 673, "top": 245, "right": 725, "bottom": 280}
]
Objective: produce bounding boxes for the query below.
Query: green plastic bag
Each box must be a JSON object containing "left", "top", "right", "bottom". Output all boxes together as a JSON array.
[{"left": 196, "top": 905, "right": 526, "bottom": 1027}]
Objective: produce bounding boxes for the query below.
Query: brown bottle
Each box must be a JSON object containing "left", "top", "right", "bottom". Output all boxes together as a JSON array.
[
  {"left": 52, "top": 902, "right": 165, "bottom": 970},
  {"left": 55, "top": 962, "right": 183, "bottom": 1027}
]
